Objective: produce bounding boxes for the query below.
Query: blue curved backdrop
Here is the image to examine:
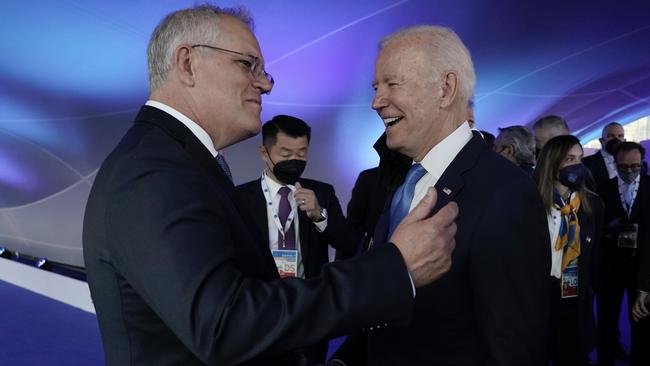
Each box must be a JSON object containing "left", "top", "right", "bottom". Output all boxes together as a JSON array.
[{"left": 1, "top": 0, "right": 649, "bottom": 266}]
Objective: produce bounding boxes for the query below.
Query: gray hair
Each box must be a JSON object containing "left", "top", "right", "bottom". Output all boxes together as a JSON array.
[
  {"left": 532, "top": 115, "right": 569, "bottom": 133},
  {"left": 147, "top": 5, "right": 254, "bottom": 93},
  {"left": 496, "top": 125, "right": 536, "bottom": 165},
  {"left": 380, "top": 25, "right": 476, "bottom": 104}
]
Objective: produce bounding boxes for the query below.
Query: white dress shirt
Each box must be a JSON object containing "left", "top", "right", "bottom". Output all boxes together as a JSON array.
[
  {"left": 600, "top": 149, "right": 618, "bottom": 180},
  {"left": 408, "top": 121, "right": 473, "bottom": 213},
  {"left": 618, "top": 173, "right": 641, "bottom": 217},
  {"left": 548, "top": 206, "right": 563, "bottom": 279},
  {"left": 261, "top": 172, "right": 328, "bottom": 279}
]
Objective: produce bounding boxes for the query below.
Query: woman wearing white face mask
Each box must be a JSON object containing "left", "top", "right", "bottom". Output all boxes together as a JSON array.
[{"left": 533, "top": 135, "right": 604, "bottom": 366}]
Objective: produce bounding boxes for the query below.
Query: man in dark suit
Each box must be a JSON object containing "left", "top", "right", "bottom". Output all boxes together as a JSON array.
[
  {"left": 583, "top": 122, "right": 625, "bottom": 194},
  {"left": 532, "top": 115, "right": 569, "bottom": 156},
  {"left": 493, "top": 125, "right": 536, "bottom": 175},
  {"left": 347, "top": 167, "right": 389, "bottom": 250},
  {"left": 596, "top": 141, "right": 649, "bottom": 366},
  {"left": 332, "top": 25, "right": 550, "bottom": 366},
  {"left": 237, "top": 115, "right": 359, "bottom": 364},
  {"left": 82, "top": 5, "right": 460, "bottom": 366}
]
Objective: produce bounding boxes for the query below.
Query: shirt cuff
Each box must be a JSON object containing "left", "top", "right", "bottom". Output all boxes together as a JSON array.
[{"left": 313, "top": 217, "right": 328, "bottom": 232}]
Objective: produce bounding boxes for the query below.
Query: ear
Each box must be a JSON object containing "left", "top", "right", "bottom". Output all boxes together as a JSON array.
[
  {"left": 439, "top": 71, "right": 459, "bottom": 109},
  {"left": 174, "top": 44, "right": 196, "bottom": 87},
  {"left": 259, "top": 144, "right": 266, "bottom": 159},
  {"left": 504, "top": 145, "right": 515, "bottom": 159}
]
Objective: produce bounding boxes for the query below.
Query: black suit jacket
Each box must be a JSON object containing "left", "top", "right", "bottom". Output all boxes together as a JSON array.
[
  {"left": 583, "top": 151, "right": 610, "bottom": 193},
  {"left": 82, "top": 105, "right": 416, "bottom": 366},
  {"left": 347, "top": 167, "right": 389, "bottom": 245},
  {"left": 598, "top": 174, "right": 650, "bottom": 291},
  {"left": 237, "top": 177, "right": 359, "bottom": 277},
  {"left": 572, "top": 192, "right": 605, "bottom": 355},
  {"left": 237, "top": 177, "right": 360, "bottom": 364},
  {"left": 340, "top": 134, "right": 551, "bottom": 366}
]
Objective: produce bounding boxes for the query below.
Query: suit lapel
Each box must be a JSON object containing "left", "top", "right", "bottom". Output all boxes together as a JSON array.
[
  {"left": 373, "top": 135, "right": 485, "bottom": 244},
  {"left": 431, "top": 135, "right": 485, "bottom": 214},
  {"left": 135, "top": 106, "right": 277, "bottom": 275}
]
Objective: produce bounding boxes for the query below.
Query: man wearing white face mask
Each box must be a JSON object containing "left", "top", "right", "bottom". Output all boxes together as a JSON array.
[{"left": 596, "top": 141, "right": 649, "bottom": 366}]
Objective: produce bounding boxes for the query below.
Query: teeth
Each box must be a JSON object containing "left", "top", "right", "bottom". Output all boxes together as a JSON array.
[{"left": 383, "top": 117, "right": 401, "bottom": 125}]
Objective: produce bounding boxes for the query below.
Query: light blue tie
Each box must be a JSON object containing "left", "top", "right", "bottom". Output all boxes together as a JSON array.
[{"left": 389, "top": 163, "right": 427, "bottom": 237}]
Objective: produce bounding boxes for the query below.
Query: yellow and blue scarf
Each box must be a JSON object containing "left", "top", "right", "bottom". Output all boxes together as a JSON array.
[{"left": 553, "top": 190, "right": 581, "bottom": 271}]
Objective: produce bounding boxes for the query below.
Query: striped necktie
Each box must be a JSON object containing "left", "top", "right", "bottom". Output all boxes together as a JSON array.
[{"left": 215, "top": 154, "right": 233, "bottom": 182}]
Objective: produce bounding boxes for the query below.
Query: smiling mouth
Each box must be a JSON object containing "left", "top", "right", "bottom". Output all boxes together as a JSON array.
[{"left": 383, "top": 116, "right": 403, "bottom": 128}]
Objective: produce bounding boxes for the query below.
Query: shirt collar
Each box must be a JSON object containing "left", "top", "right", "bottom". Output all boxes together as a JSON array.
[
  {"left": 263, "top": 170, "right": 295, "bottom": 197},
  {"left": 145, "top": 100, "right": 218, "bottom": 158},
  {"left": 618, "top": 172, "right": 641, "bottom": 187},
  {"left": 601, "top": 148, "right": 615, "bottom": 162},
  {"left": 419, "top": 121, "right": 473, "bottom": 180}
]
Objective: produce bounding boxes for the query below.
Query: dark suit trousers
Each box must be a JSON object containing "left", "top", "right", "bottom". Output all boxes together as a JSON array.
[{"left": 549, "top": 278, "right": 590, "bottom": 366}]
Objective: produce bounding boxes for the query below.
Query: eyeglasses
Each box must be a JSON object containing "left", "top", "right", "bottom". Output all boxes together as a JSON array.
[
  {"left": 191, "top": 44, "right": 274, "bottom": 92},
  {"left": 617, "top": 163, "right": 642, "bottom": 171}
]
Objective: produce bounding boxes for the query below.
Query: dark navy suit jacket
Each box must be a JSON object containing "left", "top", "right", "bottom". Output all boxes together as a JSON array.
[
  {"left": 338, "top": 134, "right": 551, "bottom": 366},
  {"left": 83, "top": 106, "right": 415, "bottom": 366}
]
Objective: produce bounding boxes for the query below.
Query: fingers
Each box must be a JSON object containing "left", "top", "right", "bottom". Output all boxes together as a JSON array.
[
  {"left": 632, "top": 301, "right": 643, "bottom": 322},
  {"left": 293, "top": 186, "right": 320, "bottom": 217},
  {"left": 401, "top": 187, "right": 438, "bottom": 224},
  {"left": 632, "top": 293, "right": 650, "bottom": 321},
  {"left": 637, "top": 293, "right": 650, "bottom": 318},
  {"left": 429, "top": 200, "right": 459, "bottom": 229}
]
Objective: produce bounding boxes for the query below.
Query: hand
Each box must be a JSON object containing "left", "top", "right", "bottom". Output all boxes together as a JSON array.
[
  {"left": 390, "top": 186, "right": 458, "bottom": 287},
  {"left": 632, "top": 291, "right": 650, "bottom": 322},
  {"left": 294, "top": 182, "right": 323, "bottom": 221}
]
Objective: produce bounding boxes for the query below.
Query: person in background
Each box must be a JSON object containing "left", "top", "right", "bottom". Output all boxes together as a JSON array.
[
  {"left": 583, "top": 122, "right": 625, "bottom": 194},
  {"left": 596, "top": 141, "right": 649, "bottom": 366},
  {"left": 533, "top": 135, "right": 604, "bottom": 365},
  {"left": 493, "top": 125, "right": 536, "bottom": 175},
  {"left": 347, "top": 167, "right": 389, "bottom": 251},
  {"left": 533, "top": 114, "right": 569, "bottom": 156},
  {"left": 236, "top": 114, "right": 361, "bottom": 364}
]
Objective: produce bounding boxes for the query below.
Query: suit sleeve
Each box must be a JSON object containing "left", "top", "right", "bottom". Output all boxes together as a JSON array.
[
  {"left": 637, "top": 181, "right": 650, "bottom": 292},
  {"left": 470, "top": 178, "right": 551, "bottom": 366},
  {"left": 106, "top": 152, "right": 413, "bottom": 365}
]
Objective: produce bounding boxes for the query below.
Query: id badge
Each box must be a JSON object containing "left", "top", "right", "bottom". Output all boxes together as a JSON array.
[
  {"left": 561, "top": 260, "right": 578, "bottom": 298},
  {"left": 272, "top": 250, "right": 298, "bottom": 278},
  {"left": 617, "top": 223, "right": 638, "bottom": 249}
]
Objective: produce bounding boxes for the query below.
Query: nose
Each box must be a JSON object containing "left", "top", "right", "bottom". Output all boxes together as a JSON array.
[
  {"left": 372, "top": 89, "right": 387, "bottom": 111},
  {"left": 253, "top": 75, "right": 274, "bottom": 95}
]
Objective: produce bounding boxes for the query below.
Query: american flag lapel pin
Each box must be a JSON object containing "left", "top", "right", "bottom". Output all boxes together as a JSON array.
[{"left": 442, "top": 187, "right": 452, "bottom": 195}]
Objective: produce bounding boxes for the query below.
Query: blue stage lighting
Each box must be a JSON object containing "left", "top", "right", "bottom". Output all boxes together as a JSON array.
[
  {"left": 0, "top": 247, "right": 12, "bottom": 259},
  {"left": 35, "top": 257, "right": 53, "bottom": 271}
]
